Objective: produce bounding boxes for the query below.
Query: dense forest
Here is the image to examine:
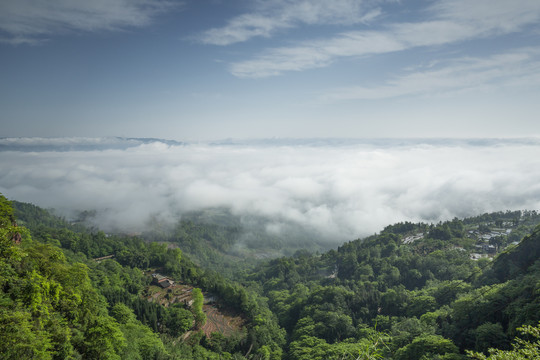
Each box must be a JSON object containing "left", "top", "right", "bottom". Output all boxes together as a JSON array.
[{"left": 2, "top": 193, "right": 540, "bottom": 359}]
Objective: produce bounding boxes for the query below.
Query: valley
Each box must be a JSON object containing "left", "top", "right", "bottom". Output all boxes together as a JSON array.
[{"left": 1, "top": 195, "right": 540, "bottom": 359}]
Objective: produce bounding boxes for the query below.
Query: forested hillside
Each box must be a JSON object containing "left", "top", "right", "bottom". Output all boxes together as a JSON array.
[
  {"left": 84, "top": 206, "right": 334, "bottom": 276},
  {"left": 245, "top": 215, "right": 540, "bottom": 359},
  {"left": 2, "top": 194, "right": 540, "bottom": 359},
  {"left": 2, "top": 196, "right": 285, "bottom": 359}
]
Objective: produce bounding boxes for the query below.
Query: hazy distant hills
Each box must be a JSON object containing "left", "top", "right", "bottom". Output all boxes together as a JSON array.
[
  {"left": 210, "top": 137, "right": 540, "bottom": 148},
  {"left": 0, "top": 137, "right": 184, "bottom": 152},
  {"left": 2, "top": 136, "right": 540, "bottom": 152}
]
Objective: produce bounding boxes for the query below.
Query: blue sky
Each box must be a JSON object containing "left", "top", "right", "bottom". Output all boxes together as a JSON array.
[{"left": 1, "top": 0, "right": 540, "bottom": 140}]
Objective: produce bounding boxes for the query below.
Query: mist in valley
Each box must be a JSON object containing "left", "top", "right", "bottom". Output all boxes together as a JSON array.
[{"left": 2, "top": 137, "right": 540, "bottom": 249}]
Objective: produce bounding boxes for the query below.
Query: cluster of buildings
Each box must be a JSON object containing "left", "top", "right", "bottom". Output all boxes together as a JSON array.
[
  {"left": 399, "top": 224, "right": 518, "bottom": 261},
  {"left": 402, "top": 233, "right": 424, "bottom": 244},
  {"left": 468, "top": 226, "right": 515, "bottom": 260}
]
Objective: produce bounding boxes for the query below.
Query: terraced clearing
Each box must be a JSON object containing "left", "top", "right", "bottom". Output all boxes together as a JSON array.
[
  {"left": 144, "top": 280, "right": 244, "bottom": 337},
  {"left": 146, "top": 283, "right": 194, "bottom": 307},
  {"left": 201, "top": 304, "right": 245, "bottom": 337}
]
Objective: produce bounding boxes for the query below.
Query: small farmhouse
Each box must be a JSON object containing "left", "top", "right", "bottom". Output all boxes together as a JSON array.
[{"left": 151, "top": 273, "right": 175, "bottom": 288}]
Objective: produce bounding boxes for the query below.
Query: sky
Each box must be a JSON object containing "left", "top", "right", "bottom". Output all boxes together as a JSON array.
[{"left": 1, "top": 0, "right": 540, "bottom": 139}]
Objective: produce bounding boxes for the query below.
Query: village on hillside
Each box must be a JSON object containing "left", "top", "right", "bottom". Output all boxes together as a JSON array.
[{"left": 401, "top": 218, "right": 525, "bottom": 261}]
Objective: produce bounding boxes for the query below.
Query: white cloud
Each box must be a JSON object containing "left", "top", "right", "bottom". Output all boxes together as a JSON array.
[
  {"left": 0, "top": 0, "right": 178, "bottom": 44},
  {"left": 199, "top": 14, "right": 284, "bottom": 46},
  {"left": 431, "top": 0, "right": 540, "bottom": 33},
  {"left": 229, "top": 0, "right": 540, "bottom": 78},
  {"left": 230, "top": 30, "right": 405, "bottom": 77},
  {"left": 321, "top": 48, "right": 540, "bottom": 100},
  {"left": 197, "top": 0, "right": 380, "bottom": 46},
  {"left": 1, "top": 139, "right": 540, "bottom": 242}
]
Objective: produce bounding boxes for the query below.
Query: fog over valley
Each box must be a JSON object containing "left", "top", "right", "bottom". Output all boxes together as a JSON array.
[{"left": 2, "top": 137, "right": 539, "bottom": 243}]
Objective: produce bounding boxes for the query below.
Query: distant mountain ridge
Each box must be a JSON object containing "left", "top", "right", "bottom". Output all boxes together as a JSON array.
[
  {"left": 0, "top": 137, "right": 184, "bottom": 152},
  {"left": 2, "top": 136, "right": 540, "bottom": 152},
  {"left": 210, "top": 137, "right": 540, "bottom": 148}
]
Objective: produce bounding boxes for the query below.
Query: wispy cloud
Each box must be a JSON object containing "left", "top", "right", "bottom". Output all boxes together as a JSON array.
[
  {"left": 321, "top": 48, "right": 540, "bottom": 100},
  {"left": 1, "top": 138, "right": 540, "bottom": 241},
  {"left": 230, "top": 30, "right": 405, "bottom": 77},
  {"left": 229, "top": 0, "right": 540, "bottom": 78},
  {"left": 0, "top": 0, "right": 179, "bottom": 44},
  {"left": 197, "top": 0, "right": 381, "bottom": 46}
]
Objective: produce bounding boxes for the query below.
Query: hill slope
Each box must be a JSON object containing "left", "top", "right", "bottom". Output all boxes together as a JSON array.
[
  {"left": 5, "top": 195, "right": 540, "bottom": 359},
  {"left": 3, "top": 195, "right": 285, "bottom": 359}
]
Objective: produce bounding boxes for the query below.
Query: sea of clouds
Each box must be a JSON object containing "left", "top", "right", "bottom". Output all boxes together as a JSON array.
[{"left": 1, "top": 137, "right": 540, "bottom": 242}]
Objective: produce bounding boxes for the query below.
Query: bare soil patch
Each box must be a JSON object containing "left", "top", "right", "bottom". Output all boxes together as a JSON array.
[{"left": 201, "top": 304, "right": 245, "bottom": 337}]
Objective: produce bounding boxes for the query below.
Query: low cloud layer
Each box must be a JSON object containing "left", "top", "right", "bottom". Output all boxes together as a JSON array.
[{"left": 1, "top": 138, "right": 540, "bottom": 241}]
